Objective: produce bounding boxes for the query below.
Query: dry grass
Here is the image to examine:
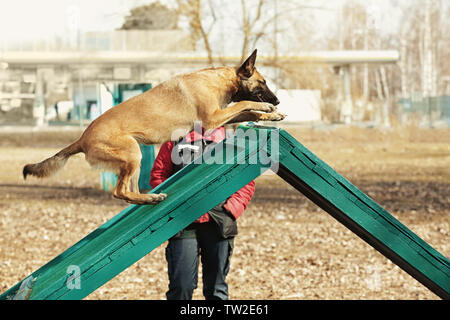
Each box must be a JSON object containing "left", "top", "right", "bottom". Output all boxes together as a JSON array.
[{"left": 0, "top": 125, "right": 448, "bottom": 300}]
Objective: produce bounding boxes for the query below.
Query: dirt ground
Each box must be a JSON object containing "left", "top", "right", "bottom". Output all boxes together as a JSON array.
[{"left": 0, "top": 125, "right": 448, "bottom": 300}]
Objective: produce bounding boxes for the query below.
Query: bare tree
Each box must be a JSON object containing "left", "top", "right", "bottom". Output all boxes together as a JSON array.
[
  {"left": 398, "top": 0, "right": 445, "bottom": 99},
  {"left": 422, "top": 0, "right": 434, "bottom": 97},
  {"left": 239, "top": 0, "right": 266, "bottom": 63},
  {"left": 176, "top": 0, "right": 270, "bottom": 65},
  {"left": 399, "top": 21, "right": 410, "bottom": 99},
  {"left": 120, "top": 2, "right": 178, "bottom": 30},
  {"left": 176, "top": 0, "right": 323, "bottom": 65},
  {"left": 177, "top": 0, "right": 216, "bottom": 66}
]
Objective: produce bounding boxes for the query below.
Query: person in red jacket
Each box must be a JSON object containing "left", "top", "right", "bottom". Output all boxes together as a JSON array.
[{"left": 150, "top": 126, "right": 255, "bottom": 300}]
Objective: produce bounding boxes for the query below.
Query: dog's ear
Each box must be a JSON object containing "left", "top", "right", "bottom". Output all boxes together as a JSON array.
[{"left": 237, "top": 49, "right": 257, "bottom": 79}]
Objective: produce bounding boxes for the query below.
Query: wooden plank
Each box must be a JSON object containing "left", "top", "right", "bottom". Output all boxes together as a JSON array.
[
  {"left": 0, "top": 127, "right": 272, "bottom": 300},
  {"left": 1, "top": 124, "right": 448, "bottom": 300},
  {"left": 274, "top": 127, "right": 449, "bottom": 299}
]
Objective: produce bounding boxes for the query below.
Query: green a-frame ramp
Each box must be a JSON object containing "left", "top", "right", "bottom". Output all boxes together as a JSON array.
[{"left": 1, "top": 125, "right": 449, "bottom": 300}]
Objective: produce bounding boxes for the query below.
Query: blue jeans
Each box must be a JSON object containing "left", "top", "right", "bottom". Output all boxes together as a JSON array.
[{"left": 165, "top": 222, "right": 234, "bottom": 300}]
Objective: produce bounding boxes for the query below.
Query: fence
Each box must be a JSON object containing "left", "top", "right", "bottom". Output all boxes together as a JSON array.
[{"left": 398, "top": 96, "right": 450, "bottom": 126}]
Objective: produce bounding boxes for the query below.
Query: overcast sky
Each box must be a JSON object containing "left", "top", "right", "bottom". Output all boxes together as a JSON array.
[
  {"left": 0, "top": 0, "right": 149, "bottom": 42},
  {"left": 0, "top": 0, "right": 415, "bottom": 49}
]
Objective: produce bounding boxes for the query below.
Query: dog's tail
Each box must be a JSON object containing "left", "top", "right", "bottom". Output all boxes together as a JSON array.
[{"left": 23, "top": 140, "right": 83, "bottom": 180}]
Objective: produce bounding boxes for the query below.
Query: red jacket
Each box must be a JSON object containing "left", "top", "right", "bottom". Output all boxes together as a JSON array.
[{"left": 150, "top": 127, "right": 255, "bottom": 223}]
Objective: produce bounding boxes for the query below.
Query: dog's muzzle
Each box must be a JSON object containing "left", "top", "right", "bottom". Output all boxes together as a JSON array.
[{"left": 257, "top": 93, "right": 280, "bottom": 106}]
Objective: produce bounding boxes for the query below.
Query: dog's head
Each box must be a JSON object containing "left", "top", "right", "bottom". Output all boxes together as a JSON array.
[{"left": 232, "top": 49, "right": 280, "bottom": 106}]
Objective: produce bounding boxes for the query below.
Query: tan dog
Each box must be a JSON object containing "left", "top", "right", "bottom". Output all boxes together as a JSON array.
[{"left": 23, "top": 49, "right": 284, "bottom": 205}]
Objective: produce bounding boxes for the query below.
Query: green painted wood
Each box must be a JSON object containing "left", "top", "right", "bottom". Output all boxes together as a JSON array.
[
  {"left": 0, "top": 129, "right": 272, "bottom": 300},
  {"left": 138, "top": 144, "right": 155, "bottom": 191},
  {"left": 100, "top": 144, "right": 154, "bottom": 192},
  {"left": 272, "top": 126, "right": 449, "bottom": 299},
  {"left": 101, "top": 83, "right": 155, "bottom": 192},
  {"left": 1, "top": 124, "right": 448, "bottom": 300}
]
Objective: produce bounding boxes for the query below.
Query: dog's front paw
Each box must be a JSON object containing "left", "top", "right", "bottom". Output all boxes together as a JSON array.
[
  {"left": 261, "top": 111, "right": 286, "bottom": 122},
  {"left": 258, "top": 102, "right": 277, "bottom": 113},
  {"left": 155, "top": 193, "right": 168, "bottom": 202}
]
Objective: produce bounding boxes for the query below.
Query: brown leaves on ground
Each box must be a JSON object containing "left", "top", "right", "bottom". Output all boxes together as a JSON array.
[{"left": 0, "top": 125, "right": 448, "bottom": 299}]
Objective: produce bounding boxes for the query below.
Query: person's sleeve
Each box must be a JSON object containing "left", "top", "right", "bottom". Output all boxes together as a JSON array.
[
  {"left": 223, "top": 180, "right": 256, "bottom": 220},
  {"left": 150, "top": 141, "right": 174, "bottom": 189}
]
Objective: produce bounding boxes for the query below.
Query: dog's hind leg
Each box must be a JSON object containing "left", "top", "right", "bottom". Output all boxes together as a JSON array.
[
  {"left": 87, "top": 136, "right": 166, "bottom": 205},
  {"left": 114, "top": 158, "right": 167, "bottom": 205},
  {"left": 129, "top": 166, "right": 140, "bottom": 194}
]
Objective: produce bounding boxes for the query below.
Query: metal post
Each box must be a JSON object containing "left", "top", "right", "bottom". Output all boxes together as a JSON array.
[
  {"left": 33, "top": 69, "right": 46, "bottom": 126},
  {"left": 342, "top": 64, "right": 353, "bottom": 124},
  {"left": 77, "top": 71, "right": 84, "bottom": 128}
]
